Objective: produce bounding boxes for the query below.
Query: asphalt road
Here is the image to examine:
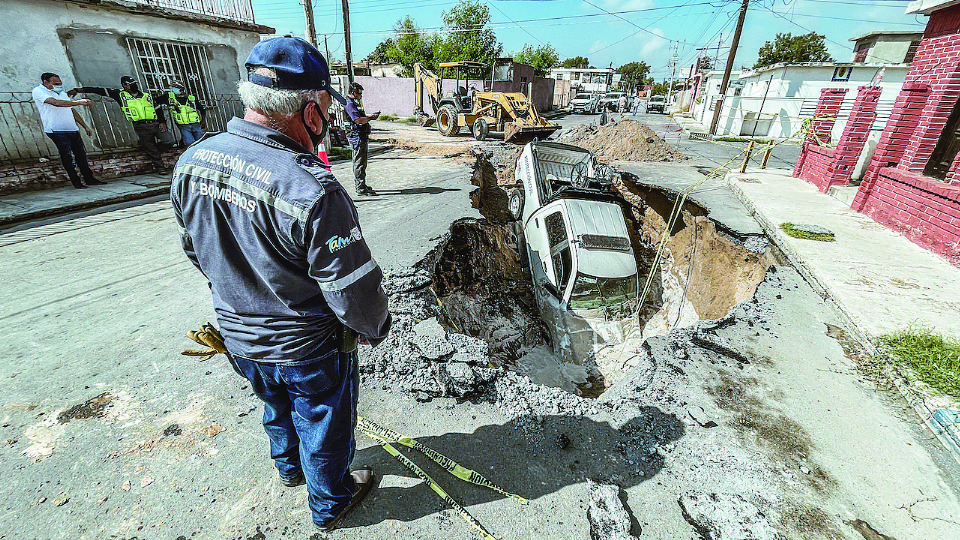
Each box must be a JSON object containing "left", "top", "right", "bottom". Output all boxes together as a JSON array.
[
  {"left": 553, "top": 110, "right": 802, "bottom": 172},
  {"left": 2, "top": 124, "right": 959, "bottom": 540}
]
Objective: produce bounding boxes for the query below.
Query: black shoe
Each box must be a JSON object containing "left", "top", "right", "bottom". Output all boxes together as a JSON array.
[
  {"left": 315, "top": 467, "right": 375, "bottom": 531},
  {"left": 279, "top": 471, "right": 305, "bottom": 487},
  {"left": 86, "top": 179, "right": 106, "bottom": 185},
  {"left": 72, "top": 183, "right": 87, "bottom": 189},
  {"left": 357, "top": 187, "right": 377, "bottom": 196}
]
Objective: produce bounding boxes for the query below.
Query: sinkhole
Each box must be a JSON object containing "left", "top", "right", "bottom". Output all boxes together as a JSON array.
[{"left": 428, "top": 151, "right": 771, "bottom": 398}]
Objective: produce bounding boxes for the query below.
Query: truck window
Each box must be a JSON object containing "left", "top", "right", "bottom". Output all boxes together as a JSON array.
[{"left": 545, "top": 212, "right": 572, "bottom": 294}]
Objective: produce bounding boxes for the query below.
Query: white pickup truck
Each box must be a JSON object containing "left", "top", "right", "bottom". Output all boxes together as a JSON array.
[{"left": 508, "top": 141, "right": 640, "bottom": 369}]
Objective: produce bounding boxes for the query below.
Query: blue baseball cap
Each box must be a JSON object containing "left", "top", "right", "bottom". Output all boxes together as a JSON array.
[{"left": 245, "top": 36, "right": 345, "bottom": 105}]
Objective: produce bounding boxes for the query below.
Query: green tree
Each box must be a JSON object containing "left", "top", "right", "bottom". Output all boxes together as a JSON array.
[
  {"left": 513, "top": 43, "right": 560, "bottom": 78},
  {"left": 615, "top": 61, "right": 651, "bottom": 92},
  {"left": 561, "top": 56, "right": 590, "bottom": 69},
  {"left": 383, "top": 16, "right": 439, "bottom": 76},
  {"left": 754, "top": 32, "right": 831, "bottom": 69},
  {"left": 435, "top": 0, "right": 503, "bottom": 66},
  {"left": 365, "top": 38, "right": 394, "bottom": 64}
]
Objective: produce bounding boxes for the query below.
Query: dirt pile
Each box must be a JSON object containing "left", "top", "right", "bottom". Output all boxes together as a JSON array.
[{"left": 559, "top": 119, "right": 686, "bottom": 163}]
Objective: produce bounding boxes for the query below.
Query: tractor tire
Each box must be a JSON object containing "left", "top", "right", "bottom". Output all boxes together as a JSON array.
[
  {"left": 437, "top": 105, "right": 460, "bottom": 137},
  {"left": 473, "top": 118, "right": 489, "bottom": 141},
  {"left": 507, "top": 188, "right": 524, "bottom": 221}
]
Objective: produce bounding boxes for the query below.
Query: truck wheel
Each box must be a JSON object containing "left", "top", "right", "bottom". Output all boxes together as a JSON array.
[
  {"left": 437, "top": 105, "right": 460, "bottom": 137},
  {"left": 473, "top": 118, "right": 489, "bottom": 141},
  {"left": 507, "top": 188, "right": 524, "bottom": 220}
]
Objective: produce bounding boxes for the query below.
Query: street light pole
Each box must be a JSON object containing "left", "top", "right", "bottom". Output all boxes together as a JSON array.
[{"left": 709, "top": 0, "right": 749, "bottom": 135}]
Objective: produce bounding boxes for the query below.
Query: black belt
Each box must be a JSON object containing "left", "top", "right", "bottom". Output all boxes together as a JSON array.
[{"left": 133, "top": 119, "right": 158, "bottom": 124}]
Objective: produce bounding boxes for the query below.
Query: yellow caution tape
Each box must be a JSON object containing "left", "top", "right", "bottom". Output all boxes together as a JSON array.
[
  {"left": 357, "top": 416, "right": 526, "bottom": 540},
  {"left": 358, "top": 417, "right": 527, "bottom": 504}
]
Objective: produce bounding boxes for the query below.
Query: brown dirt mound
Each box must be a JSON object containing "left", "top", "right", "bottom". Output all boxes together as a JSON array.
[{"left": 559, "top": 119, "right": 686, "bottom": 162}]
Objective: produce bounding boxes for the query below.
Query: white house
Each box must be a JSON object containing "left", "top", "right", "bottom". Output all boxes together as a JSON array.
[
  {"left": 717, "top": 62, "right": 908, "bottom": 139},
  {"left": 688, "top": 31, "right": 916, "bottom": 140},
  {"left": 547, "top": 67, "right": 615, "bottom": 93},
  {"left": 0, "top": 0, "right": 272, "bottom": 162}
]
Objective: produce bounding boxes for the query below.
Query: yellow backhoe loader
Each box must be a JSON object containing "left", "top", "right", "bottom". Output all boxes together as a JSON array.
[{"left": 413, "top": 61, "right": 559, "bottom": 144}]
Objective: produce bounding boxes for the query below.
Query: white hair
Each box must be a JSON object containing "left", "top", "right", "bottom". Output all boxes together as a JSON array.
[{"left": 237, "top": 67, "right": 325, "bottom": 117}]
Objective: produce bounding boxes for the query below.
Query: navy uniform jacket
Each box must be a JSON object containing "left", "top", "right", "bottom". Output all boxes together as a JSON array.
[{"left": 170, "top": 117, "right": 391, "bottom": 362}]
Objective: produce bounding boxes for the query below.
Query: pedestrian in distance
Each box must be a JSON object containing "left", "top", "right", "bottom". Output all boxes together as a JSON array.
[
  {"left": 155, "top": 79, "right": 206, "bottom": 147},
  {"left": 344, "top": 82, "right": 380, "bottom": 196},
  {"left": 71, "top": 76, "right": 170, "bottom": 172},
  {"left": 618, "top": 93, "right": 627, "bottom": 114},
  {"left": 170, "top": 36, "right": 390, "bottom": 531},
  {"left": 32, "top": 72, "right": 104, "bottom": 189}
]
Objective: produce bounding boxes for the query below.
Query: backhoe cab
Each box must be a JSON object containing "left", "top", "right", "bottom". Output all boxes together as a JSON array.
[{"left": 413, "top": 61, "right": 560, "bottom": 144}]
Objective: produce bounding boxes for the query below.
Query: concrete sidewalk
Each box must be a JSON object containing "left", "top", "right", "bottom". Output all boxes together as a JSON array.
[
  {"left": 726, "top": 168, "right": 960, "bottom": 346},
  {"left": 0, "top": 146, "right": 393, "bottom": 227}
]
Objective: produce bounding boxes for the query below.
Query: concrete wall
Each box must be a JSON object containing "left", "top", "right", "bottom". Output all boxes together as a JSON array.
[
  {"left": 724, "top": 64, "right": 907, "bottom": 139},
  {"left": 348, "top": 74, "right": 554, "bottom": 119},
  {"left": 0, "top": 0, "right": 262, "bottom": 163},
  {"left": 1, "top": 0, "right": 259, "bottom": 93},
  {"left": 865, "top": 35, "right": 919, "bottom": 64}
]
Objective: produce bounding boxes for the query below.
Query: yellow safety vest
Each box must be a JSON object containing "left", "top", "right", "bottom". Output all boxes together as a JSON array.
[
  {"left": 168, "top": 92, "right": 201, "bottom": 124},
  {"left": 119, "top": 91, "right": 157, "bottom": 122}
]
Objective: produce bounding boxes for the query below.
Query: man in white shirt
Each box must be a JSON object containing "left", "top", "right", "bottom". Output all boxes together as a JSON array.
[{"left": 32, "top": 72, "right": 103, "bottom": 189}]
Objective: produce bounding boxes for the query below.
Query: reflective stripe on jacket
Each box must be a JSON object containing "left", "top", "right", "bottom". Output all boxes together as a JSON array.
[
  {"left": 119, "top": 91, "right": 157, "bottom": 122},
  {"left": 169, "top": 92, "right": 201, "bottom": 124},
  {"left": 170, "top": 118, "right": 392, "bottom": 362}
]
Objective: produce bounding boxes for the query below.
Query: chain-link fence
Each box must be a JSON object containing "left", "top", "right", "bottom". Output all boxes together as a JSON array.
[{"left": 0, "top": 92, "right": 244, "bottom": 164}]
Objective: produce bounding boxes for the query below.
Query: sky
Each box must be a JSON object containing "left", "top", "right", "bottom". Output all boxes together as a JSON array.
[{"left": 248, "top": 0, "right": 929, "bottom": 80}]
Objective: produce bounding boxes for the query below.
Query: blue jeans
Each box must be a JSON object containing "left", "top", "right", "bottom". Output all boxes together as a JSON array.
[
  {"left": 178, "top": 123, "right": 204, "bottom": 147},
  {"left": 227, "top": 345, "right": 359, "bottom": 525}
]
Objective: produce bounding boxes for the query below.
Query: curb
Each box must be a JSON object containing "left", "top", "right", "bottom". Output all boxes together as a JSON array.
[
  {"left": 724, "top": 171, "right": 960, "bottom": 467},
  {"left": 0, "top": 185, "right": 170, "bottom": 227},
  {"left": 724, "top": 171, "right": 876, "bottom": 354}
]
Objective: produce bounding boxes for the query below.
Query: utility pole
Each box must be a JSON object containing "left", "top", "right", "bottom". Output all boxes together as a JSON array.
[
  {"left": 709, "top": 0, "right": 749, "bottom": 135},
  {"left": 324, "top": 34, "right": 330, "bottom": 63},
  {"left": 666, "top": 43, "right": 679, "bottom": 110},
  {"left": 341, "top": 0, "right": 355, "bottom": 83},
  {"left": 302, "top": 0, "right": 317, "bottom": 47}
]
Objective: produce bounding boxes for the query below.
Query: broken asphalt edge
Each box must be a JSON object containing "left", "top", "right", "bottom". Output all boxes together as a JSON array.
[{"left": 724, "top": 171, "right": 960, "bottom": 467}]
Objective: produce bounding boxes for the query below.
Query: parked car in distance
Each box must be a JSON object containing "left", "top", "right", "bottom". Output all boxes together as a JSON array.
[
  {"left": 600, "top": 91, "right": 627, "bottom": 112},
  {"left": 508, "top": 141, "right": 640, "bottom": 370},
  {"left": 646, "top": 95, "right": 666, "bottom": 114},
  {"left": 568, "top": 92, "right": 599, "bottom": 114}
]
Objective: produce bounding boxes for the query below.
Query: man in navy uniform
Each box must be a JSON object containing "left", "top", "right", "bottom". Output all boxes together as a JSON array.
[
  {"left": 343, "top": 82, "right": 379, "bottom": 195},
  {"left": 170, "top": 36, "right": 390, "bottom": 530}
]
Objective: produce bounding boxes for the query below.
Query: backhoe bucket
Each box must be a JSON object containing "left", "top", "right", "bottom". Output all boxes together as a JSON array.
[{"left": 504, "top": 122, "right": 560, "bottom": 144}]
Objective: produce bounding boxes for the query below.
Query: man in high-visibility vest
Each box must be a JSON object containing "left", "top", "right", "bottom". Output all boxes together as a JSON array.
[
  {"left": 71, "top": 76, "right": 169, "bottom": 171},
  {"left": 156, "top": 80, "right": 206, "bottom": 147}
]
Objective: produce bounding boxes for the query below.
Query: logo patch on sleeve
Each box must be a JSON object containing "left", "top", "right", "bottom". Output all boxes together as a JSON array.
[{"left": 326, "top": 227, "right": 363, "bottom": 253}]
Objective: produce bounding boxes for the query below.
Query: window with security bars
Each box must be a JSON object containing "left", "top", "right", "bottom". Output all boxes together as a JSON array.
[{"left": 125, "top": 37, "right": 216, "bottom": 109}]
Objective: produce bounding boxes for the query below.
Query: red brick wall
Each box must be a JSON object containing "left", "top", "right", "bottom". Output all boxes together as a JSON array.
[
  {"left": 0, "top": 149, "right": 183, "bottom": 195},
  {"left": 858, "top": 168, "right": 960, "bottom": 267},
  {"left": 796, "top": 143, "right": 836, "bottom": 190},
  {"left": 851, "top": 4, "right": 960, "bottom": 267},
  {"left": 796, "top": 86, "right": 882, "bottom": 192},
  {"left": 793, "top": 88, "right": 847, "bottom": 180}
]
